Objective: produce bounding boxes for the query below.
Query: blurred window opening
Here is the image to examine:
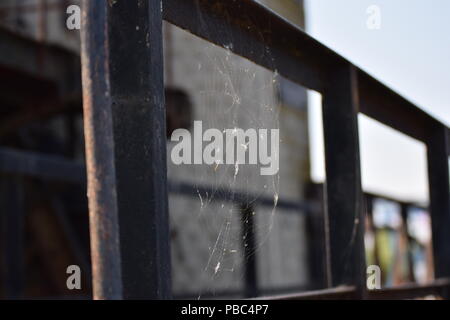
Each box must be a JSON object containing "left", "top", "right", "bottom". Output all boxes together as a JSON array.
[{"left": 365, "top": 197, "right": 434, "bottom": 288}]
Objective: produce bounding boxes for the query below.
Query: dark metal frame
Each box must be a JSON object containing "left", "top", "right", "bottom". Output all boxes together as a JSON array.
[{"left": 78, "top": 0, "right": 450, "bottom": 299}]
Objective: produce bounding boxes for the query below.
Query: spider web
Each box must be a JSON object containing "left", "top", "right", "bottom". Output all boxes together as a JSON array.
[{"left": 165, "top": 22, "right": 310, "bottom": 299}]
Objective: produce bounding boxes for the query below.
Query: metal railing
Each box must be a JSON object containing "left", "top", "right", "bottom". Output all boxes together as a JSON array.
[{"left": 79, "top": 0, "right": 450, "bottom": 300}]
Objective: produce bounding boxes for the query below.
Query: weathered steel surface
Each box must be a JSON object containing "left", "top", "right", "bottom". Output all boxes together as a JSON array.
[
  {"left": 108, "top": 0, "right": 171, "bottom": 300},
  {"left": 80, "top": 0, "right": 123, "bottom": 300},
  {"left": 81, "top": 0, "right": 171, "bottom": 299},
  {"left": 163, "top": 0, "right": 329, "bottom": 92}
]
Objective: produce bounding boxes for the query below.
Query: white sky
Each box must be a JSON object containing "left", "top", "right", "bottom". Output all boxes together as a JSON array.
[{"left": 304, "top": 0, "right": 450, "bottom": 204}]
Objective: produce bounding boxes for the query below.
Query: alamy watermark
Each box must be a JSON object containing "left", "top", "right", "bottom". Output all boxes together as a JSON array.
[
  {"left": 366, "top": 5, "right": 382, "bottom": 30},
  {"left": 66, "top": 265, "right": 81, "bottom": 290},
  {"left": 170, "top": 121, "right": 279, "bottom": 176},
  {"left": 67, "top": 4, "right": 382, "bottom": 32},
  {"left": 366, "top": 265, "right": 381, "bottom": 290},
  {"left": 66, "top": 5, "right": 81, "bottom": 30}
]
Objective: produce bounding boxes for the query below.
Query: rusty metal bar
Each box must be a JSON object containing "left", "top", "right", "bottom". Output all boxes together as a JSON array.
[
  {"left": 81, "top": 0, "right": 171, "bottom": 299},
  {"left": 163, "top": 0, "right": 328, "bottom": 93},
  {"left": 80, "top": 0, "right": 122, "bottom": 300},
  {"left": 321, "top": 64, "right": 366, "bottom": 296}
]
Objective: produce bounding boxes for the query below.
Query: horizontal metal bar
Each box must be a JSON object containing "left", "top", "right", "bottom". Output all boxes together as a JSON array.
[
  {"left": 0, "top": 147, "right": 85, "bottom": 184},
  {"left": 357, "top": 70, "right": 441, "bottom": 142},
  {"left": 367, "top": 278, "right": 450, "bottom": 300},
  {"left": 168, "top": 181, "right": 312, "bottom": 212},
  {"left": 174, "top": 284, "right": 315, "bottom": 299},
  {"left": 256, "top": 278, "right": 450, "bottom": 300},
  {"left": 163, "top": 0, "right": 332, "bottom": 93},
  {"left": 256, "top": 286, "right": 357, "bottom": 300},
  {"left": 170, "top": 182, "right": 426, "bottom": 214},
  {"left": 162, "top": 0, "right": 448, "bottom": 142}
]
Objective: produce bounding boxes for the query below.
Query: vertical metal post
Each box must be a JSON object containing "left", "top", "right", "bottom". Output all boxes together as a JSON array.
[
  {"left": 399, "top": 203, "right": 415, "bottom": 283},
  {"left": 241, "top": 204, "right": 258, "bottom": 298},
  {"left": 81, "top": 0, "right": 171, "bottom": 299},
  {"left": 110, "top": 0, "right": 171, "bottom": 300},
  {"left": 80, "top": 1, "right": 123, "bottom": 300},
  {"left": 305, "top": 183, "right": 327, "bottom": 289},
  {"left": 322, "top": 64, "right": 366, "bottom": 297},
  {"left": 427, "top": 125, "right": 450, "bottom": 283}
]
